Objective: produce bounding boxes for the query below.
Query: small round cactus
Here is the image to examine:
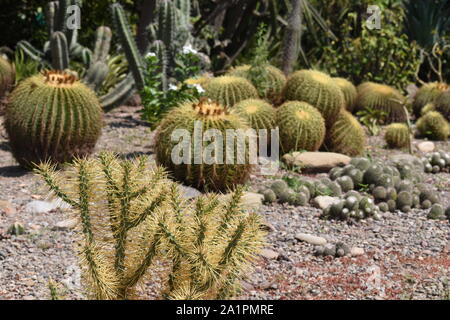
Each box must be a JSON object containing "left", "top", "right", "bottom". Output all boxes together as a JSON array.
[
  {"left": 227, "top": 65, "right": 286, "bottom": 104},
  {"left": 397, "top": 191, "right": 413, "bottom": 210},
  {"left": 427, "top": 204, "right": 445, "bottom": 220},
  {"left": 5, "top": 70, "right": 103, "bottom": 168},
  {"left": 355, "top": 82, "right": 407, "bottom": 123},
  {"left": 262, "top": 189, "right": 277, "bottom": 204},
  {"left": 155, "top": 99, "right": 252, "bottom": 192},
  {"left": 336, "top": 176, "right": 354, "bottom": 192},
  {"left": 270, "top": 180, "right": 289, "bottom": 197},
  {"left": 0, "top": 55, "right": 15, "bottom": 99},
  {"left": 385, "top": 123, "right": 410, "bottom": 149},
  {"left": 277, "top": 101, "right": 326, "bottom": 153},
  {"left": 334, "top": 77, "right": 357, "bottom": 112},
  {"left": 232, "top": 99, "right": 276, "bottom": 132},
  {"left": 416, "top": 111, "right": 450, "bottom": 141},
  {"left": 421, "top": 103, "right": 436, "bottom": 116},
  {"left": 324, "top": 110, "right": 367, "bottom": 157},
  {"left": 413, "top": 82, "right": 448, "bottom": 118},
  {"left": 283, "top": 70, "right": 344, "bottom": 127},
  {"left": 204, "top": 76, "right": 259, "bottom": 108},
  {"left": 434, "top": 89, "right": 450, "bottom": 121}
]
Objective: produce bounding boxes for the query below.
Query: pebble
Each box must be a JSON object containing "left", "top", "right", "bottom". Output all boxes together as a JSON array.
[
  {"left": 417, "top": 142, "right": 435, "bottom": 153},
  {"left": 295, "top": 233, "right": 327, "bottom": 245},
  {"left": 313, "top": 196, "right": 340, "bottom": 210},
  {"left": 351, "top": 247, "right": 365, "bottom": 256},
  {"left": 259, "top": 249, "right": 279, "bottom": 260}
]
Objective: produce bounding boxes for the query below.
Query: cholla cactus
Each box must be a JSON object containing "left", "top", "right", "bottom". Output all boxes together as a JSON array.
[{"left": 36, "top": 153, "right": 265, "bottom": 300}]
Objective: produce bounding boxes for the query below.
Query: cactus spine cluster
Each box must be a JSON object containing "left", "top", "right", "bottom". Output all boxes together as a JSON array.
[
  {"left": 155, "top": 100, "right": 253, "bottom": 192},
  {"left": 324, "top": 110, "right": 366, "bottom": 156},
  {"left": 384, "top": 123, "right": 410, "bottom": 149},
  {"left": 434, "top": 90, "right": 450, "bottom": 121},
  {"left": 5, "top": 70, "right": 103, "bottom": 168},
  {"left": 413, "top": 82, "right": 449, "bottom": 118},
  {"left": 204, "top": 76, "right": 259, "bottom": 108},
  {"left": 0, "top": 56, "right": 15, "bottom": 99},
  {"left": 36, "top": 153, "right": 265, "bottom": 300},
  {"left": 283, "top": 70, "right": 345, "bottom": 127},
  {"left": 416, "top": 111, "right": 450, "bottom": 141},
  {"left": 277, "top": 101, "right": 326, "bottom": 153},
  {"left": 333, "top": 77, "right": 357, "bottom": 112},
  {"left": 355, "top": 82, "right": 407, "bottom": 123},
  {"left": 228, "top": 65, "right": 287, "bottom": 104}
]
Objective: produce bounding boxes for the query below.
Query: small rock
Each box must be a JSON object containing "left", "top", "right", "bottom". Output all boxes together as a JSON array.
[
  {"left": 259, "top": 248, "right": 279, "bottom": 260},
  {"left": 296, "top": 233, "right": 327, "bottom": 245},
  {"left": 24, "top": 201, "right": 57, "bottom": 214},
  {"left": 53, "top": 218, "right": 78, "bottom": 231},
  {"left": 0, "top": 200, "right": 16, "bottom": 216},
  {"left": 351, "top": 247, "right": 365, "bottom": 256},
  {"left": 313, "top": 196, "right": 340, "bottom": 210},
  {"left": 417, "top": 141, "right": 435, "bottom": 153},
  {"left": 240, "top": 192, "right": 264, "bottom": 211},
  {"left": 179, "top": 186, "right": 202, "bottom": 199},
  {"left": 323, "top": 244, "right": 336, "bottom": 256},
  {"left": 283, "top": 152, "right": 351, "bottom": 173}
]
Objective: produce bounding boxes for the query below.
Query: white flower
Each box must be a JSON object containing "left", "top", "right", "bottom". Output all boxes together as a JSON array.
[
  {"left": 145, "top": 52, "right": 156, "bottom": 58},
  {"left": 192, "top": 84, "right": 205, "bottom": 93},
  {"left": 182, "top": 43, "right": 198, "bottom": 55},
  {"left": 169, "top": 84, "right": 178, "bottom": 91}
]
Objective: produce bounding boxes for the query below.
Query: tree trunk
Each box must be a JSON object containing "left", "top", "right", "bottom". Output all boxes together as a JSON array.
[{"left": 282, "top": 0, "right": 302, "bottom": 75}]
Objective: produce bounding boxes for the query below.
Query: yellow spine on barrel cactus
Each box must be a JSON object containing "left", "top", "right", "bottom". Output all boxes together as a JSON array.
[{"left": 334, "top": 77, "right": 357, "bottom": 112}]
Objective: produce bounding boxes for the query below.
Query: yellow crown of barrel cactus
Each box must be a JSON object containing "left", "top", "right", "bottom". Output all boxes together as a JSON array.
[
  {"left": 0, "top": 55, "right": 15, "bottom": 99},
  {"left": 333, "top": 77, "right": 357, "bottom": 112},
  {"left": 155, "top": 99, "right": 253, "bottom": 192},
  {"left": 232, "top": 99, "right": 276, "bottom": 131},
  {"left": 413, "top": 82, "right": 448, "bottom": 118},
  {"left": 228, "top": 65, "right": 287, "bottom": 104},
  {"left": 277, "top": 101, "right": 326, "bottom": 153},
  {"left": 283, "top": 70, "right": 345, "bottom": 127},
  {"left": 416, "top": 111, "right": 450, "bottom": 141},
  {"left": 385, "top": 123, "right": 410, "bottom": 149},
  {"left": 204, "top": 76, "right": 259, "bottom": 108},
  {"left": 324, "top": 110, "right": 367, "bottom": 156},
  {"left": 355, "top": 82, "right": 407, "bottom": 123},
  {"left": 434, "top": 89, "right": 450, "bottom": 121},
  {"left": 5, "top": 70, "right": 103, "bottom": 168}
]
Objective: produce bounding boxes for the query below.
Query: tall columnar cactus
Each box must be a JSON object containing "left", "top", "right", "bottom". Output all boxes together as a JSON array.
[
  {"left": 155, "top": 100, "right": 253, "bottom": 192},
  {"left": 228, "top": 65, "right": 287, "bottom": 104},
  {"left": 434, "top": 90, "right": 450, "bottom": 121},
  {"left": 413, "top": 82, "right": 449, "bottom": 118},
  {"left": 5, "top": 70, "right": 103, "bottom": 168},
  {"left": 416, "top": 111, "right": 450, "bottom": 141},
  {"left": 355, "top": 82, "right": 407, "bottom": 123},
  {"left": 283, "top": 70, "right": 345, "bottom": 127},
  {"left": 276, "top": 101, "right": 326, "bottom": 153},
  {"left": 324, "top": 110, "right": 367, "bottom": 157},
  {"left": 50, "top": 31, "right": 70, "bottom": 70},
  {"left": 204, "top": 76, "right": 259, "bottom": 108},
  {"left": 36, "top": 153, "right": 265, "bottom": 300},
  {"left": 0, "top": 56, "right": 15, "bottom": 99},
  {"left": 334, "top": 77, "right": 357, "bottom": 112},
  {"left": 384, "top": 123, "right": 410, "bottom": 149}
]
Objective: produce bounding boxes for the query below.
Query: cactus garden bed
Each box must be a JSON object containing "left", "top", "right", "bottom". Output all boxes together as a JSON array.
[{"left": 0, "top": 104, "right": 448, "bottom": 300}]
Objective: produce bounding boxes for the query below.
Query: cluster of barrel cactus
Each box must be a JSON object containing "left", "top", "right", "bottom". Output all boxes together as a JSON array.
[
  {"left": 204, "top": 76, "right": 259, "bottom": 108},
  {"left": 421, "top": 151, "right": 450, "bottom": 174},
  {"left": 413, "top": 82, "right": 448, "bottom": 118}
]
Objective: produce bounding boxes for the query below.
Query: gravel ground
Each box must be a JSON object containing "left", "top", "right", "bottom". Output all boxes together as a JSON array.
[{"left": 0, "top": 105, "right": 448, "bottom": 300}]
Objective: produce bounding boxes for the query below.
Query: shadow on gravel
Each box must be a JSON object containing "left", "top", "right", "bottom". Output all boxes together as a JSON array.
[
  {"left": 0, "top": 166, "right": 28, "bottom": 178},
  {"left": 107, "top": 116, "right": 150, "bottom": 129},
  {"left": 119, "top": 151, "right": 154, "bottom": 160}
]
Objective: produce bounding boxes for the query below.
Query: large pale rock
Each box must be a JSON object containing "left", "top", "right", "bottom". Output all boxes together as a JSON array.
[
  {"left": 313, "top": 196, "right": 340, "bottom": 210},
  {"left": 179, "top": 186, "right": 202, "bottom": 199},
  {"left": 417, "top": 141, "right": 435, "bottom": 153},
  {"left": 54, "top": 218, "right": 78, "bottom": 231},
  {"left": 24, "top": 200, "right": 71, "bottom": 214},
  {"left": 295, "top": 233, "right": 327, "bottom": 246},
  {"left": 283, "top": 152, "right": 351, "bottom": 173},
  {"left": 220, "top": 192, "right": 264, "bottom": 212},
  {"left": 259, "top": 249, "right": 279, "bottom": 260}
]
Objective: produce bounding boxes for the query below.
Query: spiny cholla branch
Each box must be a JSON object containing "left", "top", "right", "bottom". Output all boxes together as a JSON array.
[{"left": 36, "top": 152, "right": 265, "bottom": 300}]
